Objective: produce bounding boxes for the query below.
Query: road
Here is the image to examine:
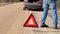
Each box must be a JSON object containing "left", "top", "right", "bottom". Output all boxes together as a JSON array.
[{"left": 0, "top": 2, "right": 60, "bottom": 34}]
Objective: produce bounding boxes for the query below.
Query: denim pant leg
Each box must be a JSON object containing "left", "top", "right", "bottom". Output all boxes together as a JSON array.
[
  {"left": 41, "top": 2, "right": 49, "bottom": 25},
  {"left": 49, "top": 2, "right": 58, "bottom": 27}
]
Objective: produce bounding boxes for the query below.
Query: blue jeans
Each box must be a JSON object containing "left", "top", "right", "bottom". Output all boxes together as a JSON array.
[{"left": 41, "top": 0, "right": 58, "bottom": 27}]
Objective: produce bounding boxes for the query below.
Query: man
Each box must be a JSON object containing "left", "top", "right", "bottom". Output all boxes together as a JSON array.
[{"left": 41, "top": 0, "right": 58, "bottom": 29}]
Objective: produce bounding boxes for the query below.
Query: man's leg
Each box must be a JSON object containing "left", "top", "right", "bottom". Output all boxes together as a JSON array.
[
  {"left": 50, "top": 1, "right": 58, "bottom": 29},
  {"left": 41, "top": 2, "right": 49, "bottom": 27}
]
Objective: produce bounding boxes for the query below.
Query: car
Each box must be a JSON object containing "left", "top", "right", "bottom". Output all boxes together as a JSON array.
[
  {"left": 20, "top": 0, "right": 24, "bottom": 2},
  {"left": 23, "top": 0, "right": 43, "bottom": 10}
]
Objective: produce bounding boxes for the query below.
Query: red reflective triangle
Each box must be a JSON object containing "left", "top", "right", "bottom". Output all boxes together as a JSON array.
[{"left": 23, "top": 13, "right": 38, "bottom": 27}]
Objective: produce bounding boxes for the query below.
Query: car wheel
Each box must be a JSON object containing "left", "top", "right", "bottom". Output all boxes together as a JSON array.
[{"left": 23, "top": 7, "right": 27, "bottom": 10}]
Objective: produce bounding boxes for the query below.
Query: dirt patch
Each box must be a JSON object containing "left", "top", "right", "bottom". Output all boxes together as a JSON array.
[
  {"left": 57, "top": 0, "right": 60, "bottom": 9},
  {"left": 0, "top": 2, "right": 16, "bottom": 7}
]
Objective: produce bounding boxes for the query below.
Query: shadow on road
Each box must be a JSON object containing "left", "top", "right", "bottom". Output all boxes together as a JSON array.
[{"left": 28, "top": 9, "right": 43, "bottom": 11}]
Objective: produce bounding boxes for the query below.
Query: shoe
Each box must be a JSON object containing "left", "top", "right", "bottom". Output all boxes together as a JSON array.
[
  {"left": 54, "top": 26, "right": 58, "bottom": 29},
  {"left": 41, "top": 24, "right": 49, "bottom": 27}
]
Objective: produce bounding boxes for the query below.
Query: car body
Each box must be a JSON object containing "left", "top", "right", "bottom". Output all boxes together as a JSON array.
[{"left": 23, "top": 0, "right": 43, "bottom": 10}]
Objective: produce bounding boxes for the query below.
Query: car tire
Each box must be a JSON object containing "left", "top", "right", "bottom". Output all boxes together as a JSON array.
[{"left": 23, "top": 7, "right": 27, "bottom": 10}]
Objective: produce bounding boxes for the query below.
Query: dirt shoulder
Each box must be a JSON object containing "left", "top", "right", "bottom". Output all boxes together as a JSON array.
[{"left": 0, "top": 2, "right": 17, "bottom": 7}]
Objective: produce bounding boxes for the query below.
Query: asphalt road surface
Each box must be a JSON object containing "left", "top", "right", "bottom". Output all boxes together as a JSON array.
[{"left": 0, "top": 2, "right": 60, "bottom": 34}]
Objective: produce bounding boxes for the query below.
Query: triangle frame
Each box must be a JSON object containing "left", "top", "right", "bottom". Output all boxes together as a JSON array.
[{"left": 23, "top": 13, "right": 38, "bottom": 27}]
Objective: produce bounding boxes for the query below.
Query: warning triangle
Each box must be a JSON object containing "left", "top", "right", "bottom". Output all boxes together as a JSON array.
[{"left": 23, "top": 13, "right": 38, "bottom": 27}]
